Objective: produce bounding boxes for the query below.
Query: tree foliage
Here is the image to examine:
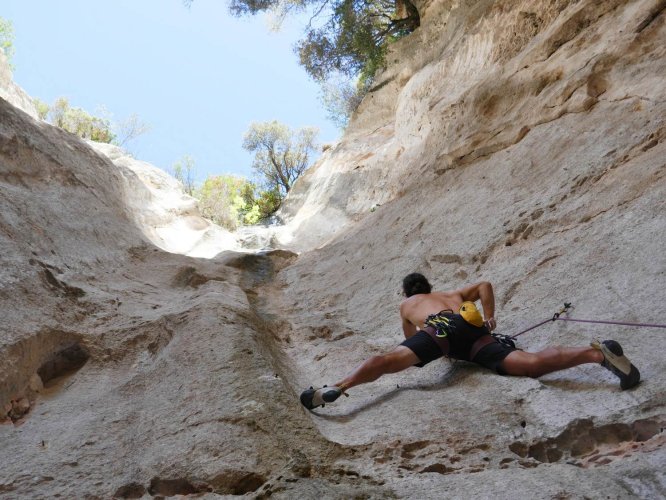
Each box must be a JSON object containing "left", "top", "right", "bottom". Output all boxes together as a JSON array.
[
  {"left": 172, "top": 155, "right": 197, "bottom": 196},
  {"left": 0, "top": 17, "right": 15, "bottom": 68},
  {"left": 300, "top": 0, "right": 418, "bottom": 83},
  {"left": 33, "top": 97, "right": 150, "bottom": 147},
  {"left": 49, "top": 97, "right": 116, "bottom": 143},
  {"left": 226, "top": 0, "right": 418, "bottom": 82},
  {"left": 186, "top": 0, "right": 419, "bottom": 126},
  {"left": 116, "top": 113, "right": 152, "bottom": 147},
  {"left": 319, "top": 73, "right": 367, "bottom": 128},
  {"left": 195, "top": 175, "right": 279, "bottom": 229},
  {"left": 197, "top": 175, "right": 252, "bottom": 229},
  {"left": 253, "top": 187, "right": 282, "bottom": 220},
  {"left": 242, "top": 120, "right": 318, "bottom": 196},
  {"left": 33, "top": 98, "right": 50, "bottom": 120}
]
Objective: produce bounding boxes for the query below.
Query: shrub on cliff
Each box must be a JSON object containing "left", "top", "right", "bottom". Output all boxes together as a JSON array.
[
  {"left": 197, "top": 175, "right": 252, "bottom": 229},
  {"left": 48, "top": 98, "right": 116, "bottom": 143},
  {"left": 0, "top": 17, "right": 14, "bottom": 67},
  {"left": 195, "top": 175, "right": 280, "bottom": 229},
  {"left": 172, "top": 155, "right": 197, "bottom": 196},
  {"left": 35, "top": 97, "right": 150, "bottom": 147}
]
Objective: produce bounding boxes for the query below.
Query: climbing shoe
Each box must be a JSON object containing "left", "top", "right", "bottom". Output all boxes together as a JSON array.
[
  {"left": 300, "top": 385, "right": 345, "bottom": 410},
  {"left": 591, "top": 339, "right": 641, "bottom": 390}
]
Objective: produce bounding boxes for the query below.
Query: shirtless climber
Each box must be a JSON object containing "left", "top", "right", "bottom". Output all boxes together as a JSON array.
[{"left": 300, "top": 273, "right": 640, "bottom": 410}]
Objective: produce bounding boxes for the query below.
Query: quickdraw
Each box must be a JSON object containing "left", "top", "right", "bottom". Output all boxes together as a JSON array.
[
  {"left": 490, "top": 332, "right": 517, "bottom": 349},
  {"left": 424, "top": 309, "right": 455, "bottom": 338}
]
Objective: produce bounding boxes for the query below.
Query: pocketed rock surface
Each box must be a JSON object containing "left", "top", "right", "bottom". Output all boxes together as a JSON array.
[{"left": 1, "top": 0, "right": 665, "bottom": 498}]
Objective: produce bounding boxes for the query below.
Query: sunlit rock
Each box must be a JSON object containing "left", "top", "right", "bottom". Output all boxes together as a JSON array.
[{"left": 1, "top": 1, "right": 664, "bottom": 497}]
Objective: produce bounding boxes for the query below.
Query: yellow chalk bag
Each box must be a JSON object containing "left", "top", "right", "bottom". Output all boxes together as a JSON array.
[{"left": 459, "top": 301, "right": 484, "bottom": 327}]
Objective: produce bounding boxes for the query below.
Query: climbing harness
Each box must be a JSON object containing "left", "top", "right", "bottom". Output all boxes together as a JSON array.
[
  {"left": 424, "top": 309, "right": 455, "bottom": 338},
  {"left": 510, "top": 302, "right": 666, "bottom": 340},
  {"left": 424, "top": 302, "right": 485, "bottom": 336},
  {"left": 490, "top": 332, "right": 517, "bottom": 349}
]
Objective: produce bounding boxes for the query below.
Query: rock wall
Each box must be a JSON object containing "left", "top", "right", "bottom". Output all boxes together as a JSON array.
[
  {"left": 89, "top": 142, "right": 238, "bottom": 257},
  {"left": 1, "top": 0, "right": 665, "bottom": 498},
  {"left": 0, "top": 73, "right": 379, "bottom": 497},
  {"left": 281, "top": 0, "right": 666, "bottom": 249},
  {"left": 276, "top": 0, "right": 666, "bottom": 496},
  {"left": 0, "top": 97, "right": 364, "bottom": 497}
]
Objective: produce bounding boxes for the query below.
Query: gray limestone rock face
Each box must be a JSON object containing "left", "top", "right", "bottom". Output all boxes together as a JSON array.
[
  {"left": 275, "top": 0, "right": 666, "bottom": 497},
  {"left": 88, "top": 142, "right": 239, "bottom": 257},
  {"left": 1, "top": 0, "right": 665, "bottom": 498}
]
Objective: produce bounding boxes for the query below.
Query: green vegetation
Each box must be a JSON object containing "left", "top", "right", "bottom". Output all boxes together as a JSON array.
[
  {"left": 196, "top": 175, "right": 257, "bottom": 229},
  {"left": 33, "top": 97, "right": 150, "bottom": 147},
  {"left": 48, "top": 97, "right": 115, "bottom": 143},
  {"left": 243, "top": 120, "right": 319, "bottom": 196},
  {"left": 252, "top": 188, "right": 282, "bottom": 221},
  {"left": 172, "top": 155, "right": 197, "bottom": 196},
  {"left": 0, "top": 17, "right": 15, "bottom": 67},
  {"left": 33, "top": 98, "right": 50, "bottom": 120},
  {"left": 172, "top": 119, "right": 318, "bottom": 231},
  {"left": 195, "top": 175, "right": 282, "bottom": 230},
  {"left": 292, "top": 0, "right": 419, "bottom": 84},
  {"left": 185, "top": 0, "right": 419, "bottom": 127},
  {"left": 223, "top": 0, "right": 418, "bottom": 82},
  {"left": 170, "top": 154, "right": 287, "bottom": 231}
]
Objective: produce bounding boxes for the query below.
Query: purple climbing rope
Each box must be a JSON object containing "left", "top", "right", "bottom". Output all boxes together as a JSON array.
[
  {"left": 510, "top": 303, "right": 666, "bottom": 339},
  {"left": 555, "top": 317, "right": 666, "bottom": 329},
  {"left": 511, "top": 318, "right": 555, "bottom": 338}
]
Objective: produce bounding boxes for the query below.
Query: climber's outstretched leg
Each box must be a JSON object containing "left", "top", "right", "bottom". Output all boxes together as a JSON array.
[
  {"left": 500, "top": 340, "right": 640, "bottom": 390},
  {"left": 300, "top": 339, "right": 641, "bottom": 410},
  {"left": 300, "top": 346, "right": 419, "bottom": 410},
  {"left": 334, "top": 346, "right": 420, "bottom": 389},
  {"left": 500, "top": 345, "right": 602, "bottom": 377}
]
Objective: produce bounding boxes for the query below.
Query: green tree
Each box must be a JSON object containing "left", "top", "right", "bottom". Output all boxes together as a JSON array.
[
  {"left": 294, "top": 0, "right": 419, "bottom": 83},
  {"left": 48, "top": 97, "right": 115, "bottom": 143},
  {"left": 254, "top": 187, "right": 283, "bottom": 220},
  {"left": 33, "top": 98, "right": 50, "bottom": 120},
  {"left": 320, "top": 73, "right": 367, "bottom": 128},
  {"left": 242, "top": 121, "right": 318, "bottom": 197},
  {"left": 185, "top": 0, "right": 419, "bottom": 126},
  {"left": 0, "top": 17, "right": 15, "bottom": 68},
  {"left": 172, "top": 155, "right": 196, "bottom": 196},
  {"left": 196, "top": 175, "right": 261, "bottom": 229},
  {"left": 37, "top": 97, "right": 149, "bottom": 146}
]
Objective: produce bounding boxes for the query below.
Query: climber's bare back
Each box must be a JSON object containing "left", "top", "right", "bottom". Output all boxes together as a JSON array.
[{"left": 400, "top": 291, "right": 464, "bottom": 328}]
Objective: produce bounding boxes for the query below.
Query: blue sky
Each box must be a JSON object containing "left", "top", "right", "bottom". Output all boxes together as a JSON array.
[{"left": 2, "top": 0, "right": 340, "bottom": 182}]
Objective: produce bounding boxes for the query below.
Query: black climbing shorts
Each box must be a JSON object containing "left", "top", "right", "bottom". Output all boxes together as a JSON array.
[
  {"left": 471, "top": 341, "right": 517, "bottom": 375},
  {"left": 400, "top": 330, "right": 444, "bottom": 367},
  {"left": 401, "top": 330, "right": 517, "bottom": 373}
]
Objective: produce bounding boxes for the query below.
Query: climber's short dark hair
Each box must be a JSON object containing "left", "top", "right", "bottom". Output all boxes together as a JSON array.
[{"left": 402, "top": 273, "right": 432, "bottom": 297}]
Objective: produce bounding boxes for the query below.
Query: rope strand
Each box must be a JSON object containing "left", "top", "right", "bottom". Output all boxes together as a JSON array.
[
  {"left": 509, "top": 303, "right": 666, "bottom": 339},
  {"left": 555, "top": 317, "right": 666, "bottom": 329}
]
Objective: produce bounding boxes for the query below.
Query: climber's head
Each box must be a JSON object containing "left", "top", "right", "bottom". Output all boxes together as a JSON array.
[{"left": 402, "top": 273, "right": 432, "bottom": 297}]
